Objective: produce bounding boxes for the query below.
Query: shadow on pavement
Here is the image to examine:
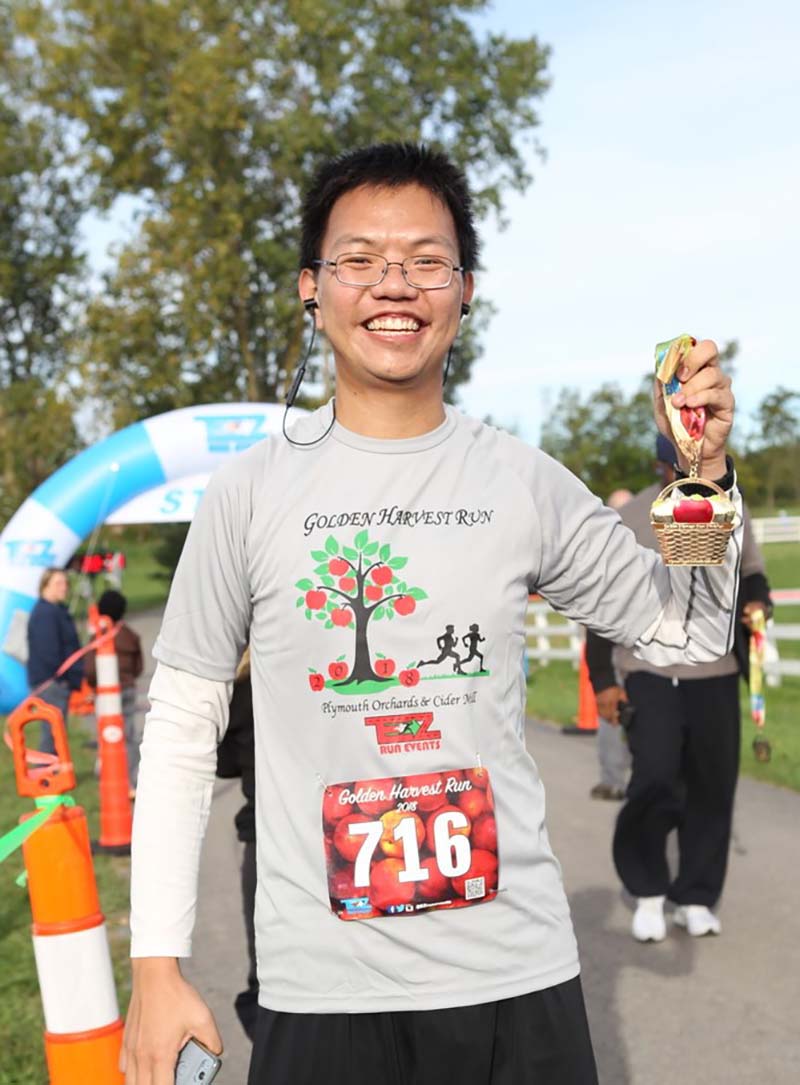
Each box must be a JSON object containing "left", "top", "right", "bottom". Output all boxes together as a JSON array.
[{"left": 570, "top": 887, "right": 696, "bottom": 1085}]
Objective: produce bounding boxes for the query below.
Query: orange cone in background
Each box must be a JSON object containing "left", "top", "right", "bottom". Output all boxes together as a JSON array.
[
  {"left": 93, "top": 613, "right": 132, "bottom": 854},
  {"left": 8, "top": 698, "right": 124, "bottom": 1085},
  {"left": 68, "top": 678, "right": 95, "bottom": 717},
  {"left": 562, "top": 644, "right": 599, "bottom": 735}
]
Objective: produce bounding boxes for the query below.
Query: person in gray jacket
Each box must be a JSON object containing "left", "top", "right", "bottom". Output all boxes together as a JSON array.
[{"left": 587, "top": 437, "right": 772, "bottom": 942}]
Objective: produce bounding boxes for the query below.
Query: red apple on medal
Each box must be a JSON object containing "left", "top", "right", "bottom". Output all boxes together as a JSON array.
[{"left": 673, "top": 495, "right": 713, "bottom": 523}]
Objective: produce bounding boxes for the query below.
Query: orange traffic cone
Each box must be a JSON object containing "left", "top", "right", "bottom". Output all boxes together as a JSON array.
[
  {"left": 562, "top": 644, "right": 599, "bottom": 735},
  {"left": 93, "top": 614, "right": 132, "bottom": 855},
  {"left": 7, "top": 698, "right": 124, "bottom": 1085},
  {"left": 68, "top": 678, "right": 95, "bottom": 717}
]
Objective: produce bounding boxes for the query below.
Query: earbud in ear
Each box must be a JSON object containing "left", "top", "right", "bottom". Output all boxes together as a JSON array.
[
  {"left": 460, "top": 303, "right": 471, "bottom": 317},
  {"left": 303, "top": 298, "right": 318, "bottom": 313}
]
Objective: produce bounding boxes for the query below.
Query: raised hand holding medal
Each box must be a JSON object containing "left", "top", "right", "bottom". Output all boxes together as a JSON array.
[{"left": 650, "top": 334, "right": 737, "bottom": 565}]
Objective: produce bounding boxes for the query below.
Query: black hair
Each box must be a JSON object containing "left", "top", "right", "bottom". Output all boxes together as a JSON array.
[
  {"left": 98, "top": 589, "right": 127, "bottom": 622},
  {"left": 300, "top": 142, "right": 479, "bottom": 272}
]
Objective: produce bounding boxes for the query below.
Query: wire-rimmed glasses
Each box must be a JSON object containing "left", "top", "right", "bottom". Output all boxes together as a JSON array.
[{"left": 313, "top": 253, "right": 463, "bottom": 290}]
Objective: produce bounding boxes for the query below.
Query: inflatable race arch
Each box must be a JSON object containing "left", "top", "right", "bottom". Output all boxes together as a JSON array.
[{"left": 0, "top": 403, "right": 290, "bottom": 713}]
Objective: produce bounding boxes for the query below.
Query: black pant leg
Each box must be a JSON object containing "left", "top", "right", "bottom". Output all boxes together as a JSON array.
[
  {"left": 613, "top": 673, "right": 685, "bottom": 897},
  {"left": 248, "top": 980, "right": 597, "bottom": 1085},
  {"left": 248, "top": 1007, "right": 405, "bottom": 1085},
  {"left": 491, "top": 977, "right": 598, "bottom": 1085},
  {"left": 669, "top": 674, "right": 740, "bottom": 907}
]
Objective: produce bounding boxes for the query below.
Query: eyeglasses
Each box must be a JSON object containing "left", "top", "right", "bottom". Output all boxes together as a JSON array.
[{"left": 313, "top": 252, "right": 463, "bottom": 290}]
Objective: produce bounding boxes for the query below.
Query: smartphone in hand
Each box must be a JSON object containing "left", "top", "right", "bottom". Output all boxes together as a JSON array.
[{"left": 175, "top": 1037, "right": 222, "bottom": 1084}]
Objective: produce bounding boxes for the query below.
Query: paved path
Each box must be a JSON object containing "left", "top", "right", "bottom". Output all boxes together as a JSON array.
[{"left": 134, "top": 610, "right": 800, "bottom": 1084}]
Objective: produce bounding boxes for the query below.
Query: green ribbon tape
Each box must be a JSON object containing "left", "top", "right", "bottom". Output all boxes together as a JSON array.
[{"left": 0, "top": 795, "right": 76, "bottom": 874}]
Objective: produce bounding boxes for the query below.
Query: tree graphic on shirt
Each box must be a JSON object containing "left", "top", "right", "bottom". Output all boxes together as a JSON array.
[{"left": 295, "top": 530, "right": 427, "bottom": 685}]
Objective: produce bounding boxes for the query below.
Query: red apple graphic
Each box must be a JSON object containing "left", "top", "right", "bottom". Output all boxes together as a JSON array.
[
  {"left": 333, "top": 813, "right": 375, "bottom": 862},
  {"left": 379, "top": 810, "right": 425, "bottom": 858},
  {"left": 339, "top": 576, "right": 356, "bottom": 591},
  {"left": 308, "top": 672, "right": 324, "bottom": 691},
  {"left": 407, "top": 773, "right": 446, "bottom": 812},
  {"left": 374, "top": 657, "right": 396, "bottom": 677},
  {"left": 329, "top": 868, "right": 357, "bottom": 901},
  {"left": 417, "top": 856, "right": 451, "bottom": 901},
  {"left": 458, "top": 786, "right": 489, "bottom": 821},
  {"left": 465, "top": 767, "right": 489, "bottom": 790},
  {"left": 451, "top": 849, "right": 498, "bottom": 898},
  {"left": 393, "top": 595, "right": 416, "bottom": 616},
  {"left": 328, "top": 660, "right": 349, "bottom": 681},
  {"left": 370, "top": 858, "right": 415, "bottom": 912},
  {"left": 673, "top": 496, "right": 713, "bottom": 523},
  {"left": 306, "top": 590, "right": 327, "bottom": 609},
  {"left": 328, "top": 557, "right": 349, "bottom": 575},
  {"left": 371, "top": 566, "right": 393, "bottom": 586},
  {"left": 365, "top": 584, "right": 383, "bottom": 602},
  {"left": 331, "top": 608, "right": 352, "bottom": 626},
  {"left": 323, "top": 784, "right": 350, "bottom": 824},
  {"left": 472, "top": 814, "right": 497, "bottom": 852},
  {"left": 425, "top": 805, "right": 471, "bottom": 854},
  {"left": 399, "top": 667, "right": 420, "bottom": 687},
  {"left": 354, "top": 778, "right": 396, "bottom": 816}
]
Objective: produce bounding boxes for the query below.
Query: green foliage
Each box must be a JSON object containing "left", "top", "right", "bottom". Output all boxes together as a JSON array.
[
  {"left": 743, "top": 388, "right": 800, "bottom": 510},
  {"left": 540, "top": 377, "right": 658, "bottom": 500},
  {"left": 0, "top": 62, "right": 86, "bottom": 528},
  {"left": 15, "top": 0, "right": 551, "bottom": 424}
]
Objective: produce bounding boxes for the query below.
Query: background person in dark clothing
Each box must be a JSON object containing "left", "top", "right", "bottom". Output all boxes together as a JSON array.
[
  {"left": 85, "top": 589, "right": 144, "bottom": 792},
  {"left": 587, "top": 445, "right": 772, "bottom": 942},
  {"left": 215, "top": 648, "right": 257, "bottom": 1041},
  {"left": 26, "top": 567, "right": 83, "bottom": 754}
]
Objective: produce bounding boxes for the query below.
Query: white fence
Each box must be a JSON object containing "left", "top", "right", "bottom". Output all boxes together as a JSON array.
[
  {"left": 752, "top": 517, "right": 800, "bottom": 544},
  {"left": 525, "top": 591, "right": 800, "bottom": 682}
]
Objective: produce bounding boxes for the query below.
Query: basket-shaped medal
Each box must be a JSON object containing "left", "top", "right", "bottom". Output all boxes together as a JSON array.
[
  {"left": 650, "top": 477, "right": 734, "bottom": 566},
  {"left": 651, "top": 333, "right": 736, "bottom": 566}
]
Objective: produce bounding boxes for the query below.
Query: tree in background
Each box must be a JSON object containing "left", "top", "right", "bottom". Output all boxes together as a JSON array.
[
  {"left": 16, "top": 0, "right": 551, "bottom": 426},
  {"left": 540, "top": 379, "right": 657, "bottom": 500},
  {"left": 744, "top": 388, "right": 800, "bottom": 510},
  {"left": 0, "top": 17, "right": 85, "bottom": 526},
  {"left": 540, "top": 341, "right": 744, "bottom": 501}
]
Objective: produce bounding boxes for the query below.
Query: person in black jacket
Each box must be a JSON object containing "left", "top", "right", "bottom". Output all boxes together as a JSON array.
[
  {"left": 586, "top": 445, "right": 772, "bottom": 942},
  {"left": 215, "top": 648, "right": 257, "bottom": 1040},
  {"left": 26, "top": 568, "right": 84, "bottom": 754}
]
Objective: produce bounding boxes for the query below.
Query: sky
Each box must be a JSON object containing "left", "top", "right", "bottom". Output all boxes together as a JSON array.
[
  {"left": 83, "top": 0, "right": 800, "bottom": 446},
  {"left": 458, "top": 0, "right": 800, "bottom": 442}
]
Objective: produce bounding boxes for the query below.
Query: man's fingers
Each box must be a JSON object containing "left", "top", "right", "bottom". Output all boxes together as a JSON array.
[{"left": 680, "top": 338, "right": 719, "bottom": 378}]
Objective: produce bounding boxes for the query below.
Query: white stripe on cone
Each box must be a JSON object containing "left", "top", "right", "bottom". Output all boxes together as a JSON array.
[
  {"left": 95, "top": 655, "right": 120, "bottom": 687},
  {"left": 95, "top": 691, "right": 122, "bottom": 717},
  {"left": 32, "top": 923, "right": 119, "bottom": 1033}
]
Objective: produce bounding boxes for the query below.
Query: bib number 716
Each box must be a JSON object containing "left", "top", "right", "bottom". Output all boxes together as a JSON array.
[
  {"left": 323, "top": 767, "right": 499, "bottom": 919},
  {"left": 351, "top": 809, "right": 471, "bottom": 887}
]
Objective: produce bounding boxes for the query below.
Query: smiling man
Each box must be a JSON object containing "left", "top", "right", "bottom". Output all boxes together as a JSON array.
[{"left": 124, "top": 143, "right": 740, "bottom": 1085}]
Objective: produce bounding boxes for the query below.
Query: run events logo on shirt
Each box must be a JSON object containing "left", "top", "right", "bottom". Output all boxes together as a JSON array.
[{"left": 365, "top": 711, "right": 442, "bottom": 755}]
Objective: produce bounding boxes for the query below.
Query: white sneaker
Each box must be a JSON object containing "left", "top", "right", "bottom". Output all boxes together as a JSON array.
[
  {"left": 673, "top": 905, "right": 721, "bottom": 937},
  {"left": 632, "top": 896, "right": 667, "bottom": 942}
]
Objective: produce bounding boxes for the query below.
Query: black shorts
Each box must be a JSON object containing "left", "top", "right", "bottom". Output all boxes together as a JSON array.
[{"left": 247, "top": 975, "right": 598, "bottom": 1085}]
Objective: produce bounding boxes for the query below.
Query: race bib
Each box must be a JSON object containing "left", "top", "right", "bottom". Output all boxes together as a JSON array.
[{"left": 322, "top": 768, "right": 499, "bottom": 920}]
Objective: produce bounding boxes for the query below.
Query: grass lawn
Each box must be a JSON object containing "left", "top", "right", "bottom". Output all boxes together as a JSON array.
[
  {"left": 0, "top": 718, "right": 132, "bottom": 1085},
  {"left": 526, "top": 661, "right": 800, "bottom": 793},
  {"left": 527, "top": 539, "right": 799, "bottom": 790}
]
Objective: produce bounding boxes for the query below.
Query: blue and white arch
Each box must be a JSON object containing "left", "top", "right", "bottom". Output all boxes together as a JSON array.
[{"left": 0, "top": 402, "right": 289, "bottom": 712}]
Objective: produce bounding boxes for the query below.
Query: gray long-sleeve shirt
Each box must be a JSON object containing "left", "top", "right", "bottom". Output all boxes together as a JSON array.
[{"left": 132, "top": 405, "right": 742, "bottom": 1013}]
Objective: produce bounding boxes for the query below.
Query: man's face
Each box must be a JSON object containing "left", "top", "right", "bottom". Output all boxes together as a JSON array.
[
  {"left": 43, "top": 572, "right": 68, "bottom": 604},
  {"left": 299, "top": 183, "right": 474, "bottom": 392}
]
